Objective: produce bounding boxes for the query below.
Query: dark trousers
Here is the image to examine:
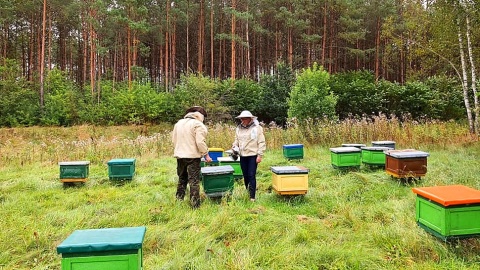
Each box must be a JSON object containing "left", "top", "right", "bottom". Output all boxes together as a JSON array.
[
  {"left": 176, "top": 158, "right": 201, "bottom": 208},
  {"left": 240, "top": 155, "right": 258, "bottom": 199}
]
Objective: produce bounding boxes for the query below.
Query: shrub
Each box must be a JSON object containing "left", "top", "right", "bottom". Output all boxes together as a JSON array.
[
  {"left": 173, "top": 73, "right": 228, "bottom": 122},
  {"left": 288, "top": 63, "right": 337, "bottom": 121},
  {"left": 0, "top": 59, "right": 40, "bottom": 127},
  {"left": 258, "top": 62, "right": 295, "bottom": 126},
  {"left": 330, "top": 70, "right": 385, "bottom": 119}
]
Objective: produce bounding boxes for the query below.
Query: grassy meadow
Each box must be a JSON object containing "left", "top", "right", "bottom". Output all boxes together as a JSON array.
[{"left": 1, "top": 117, "right": 480, "bottom": 269}]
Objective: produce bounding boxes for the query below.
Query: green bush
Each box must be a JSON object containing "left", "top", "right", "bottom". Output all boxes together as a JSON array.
[
  {"left": 41, "top": 69, "right": 84, "bottom": 126},
  {"left": 423, "top": 76, "right": 464, "bottom": 120},
  {"left": 218, "top": 78, "right": 263, "bottom": 122},
  {"left": 0, "top": 59, "right": 39, "bottom": 127},
  {"left": 173, "top": 73, "right": 228, "bottom": 122},
  {"left": 330, "top": 70, "right": 385, "bottom": 119},
  {"left": 258, "top": 62, "right": 294, "bottom": 125},
  {"left": 288, "top": 63, "right": 337, "bottom": 121}
]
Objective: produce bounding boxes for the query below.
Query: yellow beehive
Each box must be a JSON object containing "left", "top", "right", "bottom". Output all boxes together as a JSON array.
[{"left": 271, "top": 166, "right": 309, "bottom": 195}]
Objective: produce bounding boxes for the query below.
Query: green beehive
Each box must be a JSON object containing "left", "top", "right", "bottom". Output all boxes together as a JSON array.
[
  {"left": 201, "top": 165, "right": 234, "bottom": 197},
  {"left": 283, "top": 144, "right": 304, "bottom": 160},
  {"left": 361, "top": 146, "right": 390, "bottom": 166},
  {"left": 218, "top": 157, "right": 242, "bottom": 179},
  {"left": 412, "top": 185, "right": 480, "bottom": 239},
  {"left": 59, "top": 161, "right": 90, "bottom": 183},
  {"left": 330, "top": 147, "right": 362, "bottom": 169},
  {"left": 108, "top": 158, "right": 136, "bottom": 180},
  {"left": 57, "top": 226, "right": 146, "bottom": 270}
]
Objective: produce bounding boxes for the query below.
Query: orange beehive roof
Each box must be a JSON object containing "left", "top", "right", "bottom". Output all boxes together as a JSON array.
[{"left": 412, "top": 185, "right": 480, "bottom": 206}]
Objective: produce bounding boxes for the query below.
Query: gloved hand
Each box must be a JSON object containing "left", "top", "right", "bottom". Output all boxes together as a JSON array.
[
  {"left": 231, "top": 151, "right": 239, "bottom": 161},
  {"left": 231, "top": 146, "right": 239, "bottom": 161}
]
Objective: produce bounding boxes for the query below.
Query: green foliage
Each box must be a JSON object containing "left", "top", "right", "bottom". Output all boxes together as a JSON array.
[
  {"left": 423, "top": 76, "right": 464, "bottom": 120},
  {"left": 377, "top": 80, "right": 429, "bottom": 119},
  {"left": 78, "top": 81, "right": 178, "bottom": 125},
  {"left": 217, "top": 78, "right": 263, "bottom": 121},
  {"left": 258, "top": 62, "right": 295, "bottom": 125},
  {"left": 0, "top": 60, "right": 469, "bottom": 127},
  {"left": 41, "top": 69, "right": 83, "bottom": 126},
  {"left": 288, "top": 63, "right": 338, "bottom": 121},
  {"left": 330, "top": 70, "right": 384, "bottom": 119},
  {"left": 173, "top": 73, "right": 228, "bottom": 122},
  {"left": 0, "top": 59, "right": 39, "bottom": 127}
]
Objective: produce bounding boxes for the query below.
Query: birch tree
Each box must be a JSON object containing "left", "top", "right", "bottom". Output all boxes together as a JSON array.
[{"left": 456, "top": 0, "right": 478, "bottom": 134}]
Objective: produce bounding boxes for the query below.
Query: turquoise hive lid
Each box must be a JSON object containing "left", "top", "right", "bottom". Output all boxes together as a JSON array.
[
  {"left": 57, "top": 226, "right": 146, "bottom": 254},
  {"left": 107, "top": 158, "right": 136, "bottom": 165}
]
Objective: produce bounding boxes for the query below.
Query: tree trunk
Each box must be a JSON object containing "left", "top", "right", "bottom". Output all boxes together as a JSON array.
[
  {"left": 90, "top": 26, "right": 95, "bottom": 95},
  {"left": 48, "top": 16, "right": 52, "bottom": 71},
  {"left": 127, "top": 26, "right": 132, "bottom": 89},
  {"left": 465, "top": 15, "right": 479, "bottom": 134},
  {"left": 210, "top": 0, "right": 214, "bottom": 78},
  {"left": 288, "top": 27, "right": 293, "bottom": 68},
  {"left": 321, "top": 1, "right": 327, "bottom": 67},
  {"left": 245, "top": 4, "right": 250, "bottom": 77},
  {"left": 374, "top": 18, "right": 381, "bottom": 81},
  {"left": 288, "top": 5, "right": 293, "bottom": 68},
  {"left": 231, "top": 0, "right": 236, "bottom": 80},
  {"left": 198, "top": 0, "right": 205, "bottom": 73},
  {"left": 82, "top": 11, "right": 88, "bottom": 88},
  {"left": 186, "top": 0, "right": 190, "bottom": 73},
  {"left": 457, "top": 21, "right": 474, "bottom": 133},
  {"left": 90, "top": 6, "right": 96, "bottom": 95},
  {"left": 39, "top": 0, "right": 47, "bottom": 109},
  {"left": 171, "top": 14, "right": 177, "bottom": 87},
  {"left": 165, "top": 1, "right": 170, "bottom": 91},
  {"left": 275, "top": 22, "right": 279, "bottom": 63}
]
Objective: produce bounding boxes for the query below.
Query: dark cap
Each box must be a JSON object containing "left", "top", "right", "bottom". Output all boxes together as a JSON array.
[{"left": 186, "top": 106, "right": 207, "bottom": 118}]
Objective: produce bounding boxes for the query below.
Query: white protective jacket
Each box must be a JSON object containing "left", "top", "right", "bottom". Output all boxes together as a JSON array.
[
  {"left": 232, "top": 119, "right": 266, "bottom": 157},
  {"left": 172, "top": 112, "right": 209, "bottom": 158}
]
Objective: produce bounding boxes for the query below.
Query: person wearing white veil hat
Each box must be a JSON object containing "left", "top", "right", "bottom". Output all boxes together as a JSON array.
[{"left": 231, "top": 110, "right": 266, "bottom": 202}]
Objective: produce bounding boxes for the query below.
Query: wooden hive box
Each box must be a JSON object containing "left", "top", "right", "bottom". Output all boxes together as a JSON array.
[
  {"left": 412, "top": 185, "right": 480, "bottom": 239},
  {"left": 361, "top": 146, "right": 391, "bottom": 167},
  {"left": 108, "top": 158, "right": 136, "bottom": 180},
  {"left": 57, "top": 226, "right": 146, "bottom": 270},
  {"left": 201, "top": 165, "right": 234, "bottom": 197},
  {"left": 330, "top": 147, "right": 362, "bottom": 169},
  {"left": 271, "top": 166, "right": 309, "bottom": 195},
  {"left": 385, "top": 150, "right": 429, "bottom": 179},
  {"left": 283, "top": 144, "right": 304, "bottom": 160},
  {"left": 207, "top": 147, "right": 224, "bottom": 165},
  {"left": 59, "top": 161, "right": 90, "bottom": 183},
  {"left": 218, "top": 156, "right": 242, "bottom": 180}
]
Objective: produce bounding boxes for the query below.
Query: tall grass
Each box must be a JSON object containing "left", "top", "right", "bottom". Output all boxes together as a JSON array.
[
  {"left": 0, "top": 116, "right": 475, "bottom": 167},
  {"left": 0, "top": 119, "right": 479, "bottom": 269}
]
